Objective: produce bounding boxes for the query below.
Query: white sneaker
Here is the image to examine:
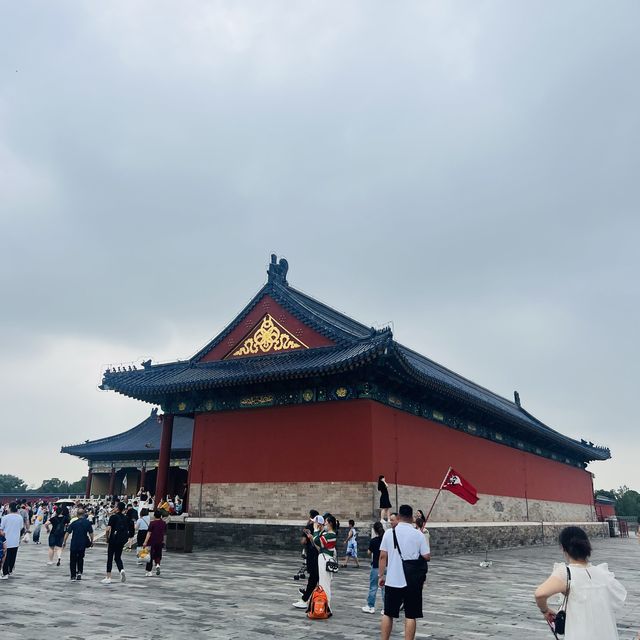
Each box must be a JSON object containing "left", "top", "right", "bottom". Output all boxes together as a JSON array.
[
  {"left": 361, "top": 606, "right": 375, "bottom": 614},
  {"left": 101, "top": 577, "right": 112, "bottom": 584},
  {"left": 120, "top": 570, "right": 126, "bottom": 583},
  {"left": 0, "top": 575, "right": 8, "bottom": 580},
  {"left": 46, "top": 561, "right": 53, "bottom": 566},
  {"left": 292, "top": 600, "right": 307, "bottom": 609},
  {"left": 145, "top": 571, "right": 152, "bottom": 577}
]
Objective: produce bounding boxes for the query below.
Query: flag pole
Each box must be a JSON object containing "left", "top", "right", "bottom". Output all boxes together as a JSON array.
[{"left": 425, "top": 466, "right": 452, "bottom": 522}]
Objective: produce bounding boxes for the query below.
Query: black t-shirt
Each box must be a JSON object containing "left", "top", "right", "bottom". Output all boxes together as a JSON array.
[
  {"left": 108, "top": 513, "right": 130, "bottom": 545},
  {"left": 368, "top": 535, "right": 383, "bottom": 568},
  {"left": 304, "top": 520, "right": 318, "bottom": 560},
  {"left": 49, "top": 514, "right": 69, "bottom": 537}
]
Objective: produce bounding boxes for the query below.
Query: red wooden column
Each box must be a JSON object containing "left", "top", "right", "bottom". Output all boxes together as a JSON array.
[
  {"left": 85, "top": 469, "right": 93, "bottom": 499},
  {"left": 183, "top": 462, "right": 191, "bottom": 513},
  {"left": 156, "top": 414, "right": 174, "bottom": 503},
  {"left": 108, "top": 467, "right": 116, "bottom": 496},
  {"left": 139, "top": 466, "right": 147, "bottom": 492}
]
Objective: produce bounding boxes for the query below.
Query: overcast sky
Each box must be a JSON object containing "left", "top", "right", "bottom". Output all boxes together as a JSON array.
[{"left": 1, "top": 2, "right": 638, "bottom": 491}]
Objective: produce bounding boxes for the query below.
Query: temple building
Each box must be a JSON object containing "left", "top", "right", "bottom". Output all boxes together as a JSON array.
[
  {"left": 62, "top": 409, "right": 193, "bottom": 501},
  {"left": 89, "top": 254, "right": 609, "bottom": 522}
]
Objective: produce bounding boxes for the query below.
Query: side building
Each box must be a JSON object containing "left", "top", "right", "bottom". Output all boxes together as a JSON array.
[
  {"left": 90, "top": 255, "right": 609, "bottom": 523},
  {"left": 62, "top": 408, "right": 193, "bottom": 501}
]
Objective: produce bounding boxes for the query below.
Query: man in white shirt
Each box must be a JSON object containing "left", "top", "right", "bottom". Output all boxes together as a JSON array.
[
  {"left": 378, "top": 504, "right": 431, "bottom": 640},
  {"left": 0, "top": 502, "right": 24, "bottom": 578}
]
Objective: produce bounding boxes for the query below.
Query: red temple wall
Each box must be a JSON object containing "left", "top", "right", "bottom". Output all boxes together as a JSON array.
[
  {"left": 370, "top": 402, "right": 594, "bottom": 505},
  {"left": 190, "top": 399, "right": 594, "bottom": 506},
  {"left": 190, "top": 402, "right": 373, "bottom": 484},
  {"left": 198, "top": 294, "right": 335, "bottom": 362},
  {"left": 595, "top": 503, "right": 615, "bottom": 520}
]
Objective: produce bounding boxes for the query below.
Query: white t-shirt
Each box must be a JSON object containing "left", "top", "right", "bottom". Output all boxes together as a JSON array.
[
  {"left": 136, "top": 515, "right": 150, "bottom": 531},
  {"left": 380, "top": 522, "right": 429, "bottom": 588},
  {"left": 0, "top": 513, "right": 24, "bottom": 548}
]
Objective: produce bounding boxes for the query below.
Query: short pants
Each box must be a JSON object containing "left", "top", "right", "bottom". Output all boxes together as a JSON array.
[{"left": 384, "top": 584, "right": 423, "bottom": 619}]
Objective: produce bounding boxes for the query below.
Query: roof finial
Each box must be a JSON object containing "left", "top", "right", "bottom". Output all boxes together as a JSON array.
[
  {"left": 514, "top": 391, "right": 521, "bottom": 407},
  {"left": 267, "top": 254, "right": 289, "bottom": 285}
]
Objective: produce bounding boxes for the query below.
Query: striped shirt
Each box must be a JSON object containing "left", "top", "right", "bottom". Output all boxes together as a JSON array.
[{"left": 314, "top": 530, "right": 337, "bottom": 556}]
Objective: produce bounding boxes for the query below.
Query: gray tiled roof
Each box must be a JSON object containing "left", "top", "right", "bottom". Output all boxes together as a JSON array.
[
  {"left": 99, "top": 257, "right": 610, "bottom": 463},
  {"left": 61, "top": 410, "right": 193, "bottom": 459}
]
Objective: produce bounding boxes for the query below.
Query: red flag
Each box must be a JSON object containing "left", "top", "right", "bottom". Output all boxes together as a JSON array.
[{"left": 442, "top": 468, "right": 479, "bottom": 505}]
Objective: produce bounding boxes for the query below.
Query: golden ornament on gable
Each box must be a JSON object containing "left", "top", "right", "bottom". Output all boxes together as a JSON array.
[{"left": 229, "top": 314, "right": 309, "bottom": 357}]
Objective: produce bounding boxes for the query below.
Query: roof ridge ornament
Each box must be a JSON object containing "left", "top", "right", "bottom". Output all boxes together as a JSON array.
[
  {"left": 514, "top": 390, "right": 521, "bottom": 407},
  {"left": 267, "top": 254, "right": 289, "bottom": 285}
]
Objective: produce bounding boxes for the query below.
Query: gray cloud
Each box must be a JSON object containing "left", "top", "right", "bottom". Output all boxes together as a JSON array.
[{"left": 1, "top": 1, "right": 638, "bottom": 489}]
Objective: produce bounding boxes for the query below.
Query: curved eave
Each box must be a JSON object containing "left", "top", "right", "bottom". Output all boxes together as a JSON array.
[
  {"left": 101, "top": 335, "right": 392, "bottom": 401},
  {"left": 60, "top": 447, "right": 191, "bottom": 460},
  {"left": 388, "top": 344, "right": 610, "bottom": 463}
]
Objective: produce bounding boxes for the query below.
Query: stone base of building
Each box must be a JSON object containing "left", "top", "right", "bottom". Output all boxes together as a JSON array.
[
  {"left": 186, "top": 518, "right": 609, "bottom": 557},
  {"left": 188, "top": 481, "right": 596, "bottom": 523}
]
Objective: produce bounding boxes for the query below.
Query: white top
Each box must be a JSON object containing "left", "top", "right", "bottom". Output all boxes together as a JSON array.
[
  {"left": 380, "top": 522, "right": 429, "bottom": 588},
  {"left": 551, "top": 562, "right": 626, "bottom": 640},
  {"left": 0, "top": 513, "right": 24, "bottom": 548},
  {"left": 136, "top": 515, "right": 150, "bottom": 531}
]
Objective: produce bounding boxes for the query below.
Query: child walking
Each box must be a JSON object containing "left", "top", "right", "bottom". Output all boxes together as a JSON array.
[{"left": 342, "top": 519, "right": 360, "bottom": 568}]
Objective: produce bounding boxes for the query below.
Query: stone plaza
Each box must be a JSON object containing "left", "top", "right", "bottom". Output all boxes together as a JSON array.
[{"left": 2, "top": 535, "right": 639, "bottom": 639}]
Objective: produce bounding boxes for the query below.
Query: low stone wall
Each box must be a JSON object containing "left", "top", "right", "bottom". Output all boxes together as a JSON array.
[
  {"left": 427, "top": 522, "right": 609, "bottom": 555},
  {"left": 187, "top": 518, "right": 610, "bottom": 557},
  {"left": 189, "top": 481, "right": 595, "bottom": 523},
  {"left": 190, "top": 518, "right": 371, "bottom": 557}
]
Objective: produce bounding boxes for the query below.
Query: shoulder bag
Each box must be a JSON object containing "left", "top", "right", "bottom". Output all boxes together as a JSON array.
[
  {"left": 549, "top": 566, "right": 571, "bottom": 638},
  {"left": 392, "top": 528, "right": 428, "bottom": 588},
  {"left": 325, "top": 556, "right": 340, "bottom": 573}
]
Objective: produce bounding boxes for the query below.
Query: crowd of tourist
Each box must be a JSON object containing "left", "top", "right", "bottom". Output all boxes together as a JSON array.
[
  {"left": 288, "top": 486, "right": 630, "bottom": 640},
  {"left": 0, "top": 488, "right": 179, "bottom": 584},
  {"left": 289, "top": 503, "right": 431, "bottom": 639},
  {"left": 0, "top": 484, "right": 634, "bottom": 639}
]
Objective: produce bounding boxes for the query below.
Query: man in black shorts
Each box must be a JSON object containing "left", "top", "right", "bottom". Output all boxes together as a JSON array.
[{"left": 378, "top": 504, "right": 430, "bottom": 640}]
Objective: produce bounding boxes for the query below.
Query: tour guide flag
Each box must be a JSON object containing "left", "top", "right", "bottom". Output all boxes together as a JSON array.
[{"left": 442, "top": 467, "right": 479, "bottom": 505}]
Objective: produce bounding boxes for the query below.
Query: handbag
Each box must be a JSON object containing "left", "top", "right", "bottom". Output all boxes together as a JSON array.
[
  {"left": 549, "top": 566, "right": 571, "bottom": 638},
  {"left": 325, "top": 556, "right": 339, "bottom": 573},
  {"left": 392, "top": 529, "right": 428, "bottom": 588}
]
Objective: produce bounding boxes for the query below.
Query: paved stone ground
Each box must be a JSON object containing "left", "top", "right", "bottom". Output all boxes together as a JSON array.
[{"left": 1, "top": 537, "right": 639, "bottom": 639}]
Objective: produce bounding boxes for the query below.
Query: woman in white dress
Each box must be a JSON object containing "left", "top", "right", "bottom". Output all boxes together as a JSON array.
[{"left": 535, "top": 526, "right": 626, "bottom": 639}]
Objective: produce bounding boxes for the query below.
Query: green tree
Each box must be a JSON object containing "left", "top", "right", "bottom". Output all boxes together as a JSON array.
[
  {"left": 614, "top": 486, "right": 640, "bottom": 518},
  {"left": 0, "top": 474, "right": 28, "bottom": 493},
  {"left": 37, "top": 478, "right": 71, "bottom": 493},
  {"left": 67, "top": 477, "right": 87, "bottom": 494}
]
